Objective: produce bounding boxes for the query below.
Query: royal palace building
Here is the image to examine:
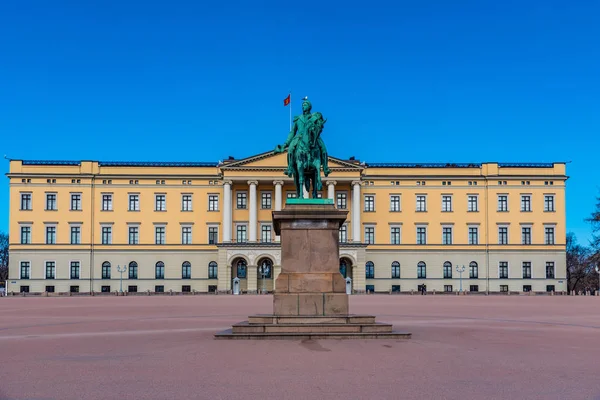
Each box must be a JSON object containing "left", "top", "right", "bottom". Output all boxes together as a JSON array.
[{"left": 6, "top": 152, "right": 567, "bottom": 294}]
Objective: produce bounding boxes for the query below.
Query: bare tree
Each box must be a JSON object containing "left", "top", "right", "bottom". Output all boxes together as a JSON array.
[
  {"left": 566, "top": 232, "right": 595, "bottom": 294},
  {"left": 0, "top": 232, "right": 8, "bottom": 281}
]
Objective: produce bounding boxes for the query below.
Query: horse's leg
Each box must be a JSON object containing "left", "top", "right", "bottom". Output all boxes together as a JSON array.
[{"left": 297, "top": 162, "right": 304, "bottom": 199}]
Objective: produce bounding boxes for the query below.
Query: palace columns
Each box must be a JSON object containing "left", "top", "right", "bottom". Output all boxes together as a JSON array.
[
  {"left": 326, "top": 180, "right": 336, "bottom": 200},
  {"left": 222, "top": 180, "right": 232, "bottom": 242},
  {"left": 248, "top": 181, "right": 258, "bottom": 242},
  {"left": 352, "top": 180, "right": 361, "bottom": 242},
  {"left": 274, "top": 180, "right": 283, "bottom": 242}
]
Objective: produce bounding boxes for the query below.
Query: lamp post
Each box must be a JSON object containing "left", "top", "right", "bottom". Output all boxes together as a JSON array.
[
  {"left": 456, "top": 265, "right": 466, "bottom": 293},
  {"left": 117, "top": 265, "right": 127, "bottom": 294}
]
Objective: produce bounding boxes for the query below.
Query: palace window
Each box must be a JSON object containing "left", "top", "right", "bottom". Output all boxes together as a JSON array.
[
  {"left": 468, "top": 195, "right": 478, "bottom": 212},
  {"left": 365, "top": 261, "right": 375, "bottom": 279},
  {"left": 546, "top": 262, "right": 555, "bottom": 279},
  {"left": 442, "top": 227, "right": 453, "bottom": 245},
  {"left": 155, "top": 194, "right": 166, "bottom": 211},
  {"left": 261, "top": 225, "right": 272, "bottom": 242},
  {"left": 469, "top": 261, "right": 478, "bottom": 279},
  {"left": 102, "top": 262, "right": 111, "bottom": 279},
  {"left": 364, "top": 195, "right": 375, "bottom": 212},
  {"left": 417, "top": 261, "right": 426, "bottom": 279},
  {"left": 128, "top": 226, "right": 139, "bottom": 245},
  {"left": 182, "top": 194, "right": 193, "bottom": 211},
  {"left": 468, "top": 227, "right": 478, "bottom": 245},
  {"left": 499, "top": 262, "right": 508, "bottom": 279},
  {"left": 261, "top": 192, "right": 272, "bottom": 209},
  {"left": 442, "top": 195, "right": 452, "bottom": 212},
  {"left": 71, "top": 193, "right": 82, "bottom": 211},
  {"left": 208, "top": 226, "right": 218, "bottom": 244},
  {"left": 155, "top": 261, "right": 165, "bottom": 279},
  {"left": 182, "top": 226, "right": 192, "bottom": 244},
  {"left": 46, "top": 226, "right": 56, "bottom": 244},
  {"left": 20, "top": 226, "right": 31, "bottom": 244},
  {"left": 390, "top": 226, "right": 401, "bottom": 245},
  {"left": 237, "top": 192, "right": 247, "bottom": 209},
  {"left": 416, "top": 226, "right": 427, "bottom": 245},
  {"left": 443, "top": 261, "right": 452, "bottom": 279},
  {"left": 545, "top": 227, "right": 555, "bottom": 245},
  {"left": 182, "top": 261, "right": 191, "bottom": 279},
  {"left": 544, "top": 195, "right": 555, "bottom": 212},
  {"left": 208, "top": 261, "right": 218, "bottom": 279},
  {"left": 236, "top": 225, "right": 247, "bottom": 242},
  {"left": 497, "top": 195, "right": 508, "bottom": 212},
  {"left": 155, "top": 226, "right": 166, "bottom": 245},
  {"left": 46, "top": 193, "right": 57, "bottom": 210},
  {"left": 521, "top": 195, "right": 531, "bottom": 212},
  {"left": 101, "top": 226, "right": 112, "bottom": 245},
  {"left": 70, "top": 226, "right": 81, "bottom": 244},
  {"left": 498, "top": 226, "right": 508, "bottom": 244},
  {"left": 390, "top": 195, "right": 400, "bottom": 212},
  {"left": 364, "top": 226, "right": 375, "bottom": 244},
  {"left": 209, "top": 195, "right": 219, "bottom": 211},
  {"left": 21, "top": 193, "right": 32, "bottom": 210},
  {"left": 522, "top": 262, "right": 531, "bottom": 279},
  {"left": 337, "top": 192, "right": 347, "bottom": 209},
  {"left": 416, "top": 195, "right": 427, "bottom": 212},
  {"left": 339, "top": 225, "right": 347, "bottom": 243},
  {"left": 391, "top": 261, "right": 400, "bottom": 279},
  {"left": 70, "top": 261, "right": 80, "bottom": 279},
  {"left": 20, "top": 262, "right": 30, "bottom": 279},
  {"left": 102, "top": 194, "right": 113, "bottom": 211},
  {"left": 521, "top": 227, "right": 532, "bottom": 245},
  {"left": 45, "top": 261, "right": 56, "bottom": 279},
  {"left": 129, "top": 194, "right": 139, "bottom": 211},
  {"left": 259, "top": 259, "right": 272, "bottom": 279},
  {"left": 129, "top": 261, "right": 138, "bottom": 279}
]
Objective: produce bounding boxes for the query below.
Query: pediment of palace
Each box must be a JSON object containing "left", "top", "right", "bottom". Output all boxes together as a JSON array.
[{"left": 219, "top": 150, "right": 364, "bottom": 172}]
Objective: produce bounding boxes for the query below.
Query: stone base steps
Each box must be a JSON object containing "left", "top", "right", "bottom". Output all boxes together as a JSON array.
[{"left": 215, "top": 314, "right": 412, "bottom": 340}]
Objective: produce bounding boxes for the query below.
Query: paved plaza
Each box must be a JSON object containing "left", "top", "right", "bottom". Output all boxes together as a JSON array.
[{"left": 0, "top": 295, "right": 599, "bottom": 400}]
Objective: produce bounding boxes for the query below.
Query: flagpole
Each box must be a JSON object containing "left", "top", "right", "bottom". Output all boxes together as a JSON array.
[{"left": 289, "top": 90, "right": 292, "bottom": 130}]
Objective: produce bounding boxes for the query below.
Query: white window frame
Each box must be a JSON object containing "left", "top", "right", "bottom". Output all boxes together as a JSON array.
[
  {"left": 521, "top": 224, "right": 532, "bottom": 245},
  {"left": 498, "top": 261, "right": 509, "bottom": 279},
  {"left": 441, "top": 195, "right": 453, "bottom": 212},
  {"left": 208, "top": 194, "right": 220, "bottom": 211},
  {"left": 261, "top": 191, "right": 273, "bottom": 209},
  {"left": 339, "top": 223, "right": 348, "bottom": 243},
  {"left": 416, "top": 224, "right": 427, "bottom": 245},
  {"left": 416, "top": 195, "right": 427, "bottom": 212},
  {"left": 155, "top": 224, "right": 166, "bottom": 245},
  {"left": 390, "top": 224, "right": 401, "bottom": 245},
  {"left": 467, "top": 225, "right": 479, "bottom": 245},
  {"left": 544, "top": 194, "right": 555, "bottom": 212},
  {"left": 260, "top": 223, "right": 273, "bottom": 242},
  {"left": 364, "top": 224, "right": 375, "bottom": 244},
  {"left": 19, "top": 223, "right": 32, "bottom": 244},
  {"left": 20, "top": 192, "right": 33, "bottom": 210},
  {"left": 467, "top": 194, "right": 479, "bottom": 212},
  {"left": 155, "top": 193, "right": 167, "bottom": 211},
  {"left": 364, "top": 194, "right": 375, "bottom": 212},
  {"left": 70, "top": 192, "right": 82, "bottom": 211},
  {"left": 389, "top": 194, "right": 401, "bottom": 212},
  {"left": 181, "top": 193, "right": 193, "bottom": 212},
  {"left": 100, "top": 224, "right": 113, "bottom": 245},
  {"left": 101, "top": 193, "right": 113, "bottom": 211},
  {"left": 20, "top": 260, "right": 31, "bottom": 279},
  {"left": 128, "top": 224, "right": 140, "bottom": 245},
  {"left": 442, "top": 225, "right": 453, "bottom": 245},
  {"left": 181, "top": 225, "right": 193, "bottom": 245},
  {"left": 70, "top": 259, "right": 81, "bottom": 279},
  {"left": 544, "top": 224, "right": 556, "bottom": 245},
  {"left": 207, "top": 224, "right": 219, "bottom": 244},
  {"left": 45, "top": 224, "right": 57, "bottom": 244},
  {"left": 497, "top": 194, "right": 509, "bottom": 212},
  {"left": 236, "top": 191, "right": 248, "bottom": 209},
  {"left": 235, "top": 223, "right": 248, "bottom": 242},
  {"left": 69, "top": 223, "right": 82, "bottom": 245},
  {"left": 45, "top": 192, "right": 58, "bottom": 211},
  {"left": 520, "top": 194, "right": 532, "bottom": 212},
  {"left": 128, "top": 193, "right": 140, "bottom": 211}
]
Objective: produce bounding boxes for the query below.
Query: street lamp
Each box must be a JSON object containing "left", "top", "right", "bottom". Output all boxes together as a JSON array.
[
  {"left": 456, "top": 265, "right": 466, "bottom": 293},
  {"left": 116, "top": 265, "right": 127, "bottom": 294}
]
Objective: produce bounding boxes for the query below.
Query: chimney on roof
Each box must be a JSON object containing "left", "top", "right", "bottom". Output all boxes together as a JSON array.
[{"left": 349, "top": 156, "right": 355, "bottom": 161}]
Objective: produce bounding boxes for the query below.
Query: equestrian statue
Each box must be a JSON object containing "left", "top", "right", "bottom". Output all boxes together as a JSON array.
[{"left": 274, "top": 98, "right": 331, "bottom": 199}]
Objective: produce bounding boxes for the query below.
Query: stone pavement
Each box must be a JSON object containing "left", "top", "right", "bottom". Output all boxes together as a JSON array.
[{"left": 0, "top": 295, "right": 599, "bottom": 400}]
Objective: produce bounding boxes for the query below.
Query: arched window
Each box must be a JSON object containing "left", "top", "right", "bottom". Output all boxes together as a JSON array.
[
  {"left": 417, "top": 261, "right": 426, "bottom": 278},
  {"left": 236, "top": 259, "right": 247, "bottom": 278},
  {"left": 155, "top": 261, "right": 165, "bottom": 279},
  {"left": 391, "top": 261, "right": 400, "bottom": 279},
  {"left": 182, "top": 261, "right": 191, "bottom": 279},
  {"left": 443, "top": 261, "right": 452, "bottom": 279},
  {"left": 469, "top": 261, "right": 478, "bottom": 279},
  {"left": 128, "top": 261, "right": 138, "bottom": 279},
  {"left": 208, "top": 261, "right": 217, "bottom": 279},
  {"left": 339, "top": 259, "right": 348, "bottom": 278},
  {"left": 258, "top": 259, "right": 272, "bottom": 278},
  {"left": 365, "top": 261, "right": 374, "bottom": 279},
  {"left": 102, "top": 261, "right": 111, "bottom": 279}
]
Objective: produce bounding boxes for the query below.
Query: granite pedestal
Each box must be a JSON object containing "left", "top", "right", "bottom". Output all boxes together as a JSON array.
[{"left": 215, "top": 200, "right": 411, "bottom": 340}]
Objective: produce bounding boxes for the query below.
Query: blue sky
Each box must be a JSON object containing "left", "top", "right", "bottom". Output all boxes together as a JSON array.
[{"left": 1, "top": 0, "right": 598, "bottom": 244}]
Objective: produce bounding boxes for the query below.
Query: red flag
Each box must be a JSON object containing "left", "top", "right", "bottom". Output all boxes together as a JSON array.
[{"left": 283, "top": 94, "right": 291, "bottom": 106}]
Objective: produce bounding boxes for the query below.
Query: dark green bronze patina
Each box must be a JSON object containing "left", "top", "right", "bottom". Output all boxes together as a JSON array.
[{"left": 274, "top": 98, "right": 331, "bottom": 199}]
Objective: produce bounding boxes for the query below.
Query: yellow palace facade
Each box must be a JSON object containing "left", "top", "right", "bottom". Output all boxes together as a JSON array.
[{"left": 7, "top": 152, "right": 567, "bottom": 294}]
